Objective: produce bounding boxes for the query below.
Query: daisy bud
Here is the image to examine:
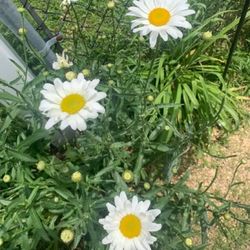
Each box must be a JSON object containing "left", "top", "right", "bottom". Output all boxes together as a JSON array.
[
  {"left": 241, "top": 159, "right": 247, "bottom": 164},
  {"left": 65, "top": 71, "right": 77, "bottom": 81},
  {"left": 60, "top": 229, "right": 74, "bottom": 244},
  {"left": 101, "top": 35, "right": 107, "bottom": 39},
  {"left": 172, "top": 167, "right": 178, "bottom": 174},
  {"left": 117, "top": 69, "right": 123, "bottom": 74},
  {"left": 107, "top": 1, "right": 115, "bottom": 9},
  {"left": 17, "top": 7, "right": 25, "bottom": 13},
  {"left": 71, "top": 171, "right": 82, "bottom": 183},
  {"left": 164, "top": 125, "right": 170, "bottom": 131},
  {"left": 143, "top": 182, "right": 151, "bottom": 190},
  {"left": 36, "top": 161, "right": 46, "bottom": 171},
  {"left": 122, "top": 170, "right": 134, "bottom": 183},
  {"left": 108, "top": 80, "right": 114, "bottom": 85},
  {"left": 147, "top": 95, "right": 154, "bottom": 102},
  {"left": 42, "top": 71, "right": 49, "bottom": 77},
  {"left": 82, "top": 68, "right": 90, "bottom": 77},
  {"left": 18, "top": 28, "right": 27, "bottom": 36},
  {"left": 223, "top": 212, "right": 231, "bottom": 220},
  {"left": 54, "top": 197, "right": 59, "bottom": 203},
  {"left": 185, "top": 238, "right": 193, "bottom": 247},
  {"left": 139, "top": 36, "right": 145, "bottom": 42},
  {"left": 189, "top": 49, "right": 196, "bottom": 56},
  {"left": 202, "top": 31, "right": 212, "bottom": 40},
  {"left": 107, "top": 63, "right": 113, "bottom": 68},
  {"left": 2, "top": 174, "right": 11, "bottom": 183},
  {"left": 0, "top": 238, "right": 3, "bottom": 246}
]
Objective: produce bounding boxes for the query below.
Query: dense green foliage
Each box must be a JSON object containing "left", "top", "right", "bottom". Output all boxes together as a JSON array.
[{"left": 0, "top": 0, "right": 249, "bottom": 249}]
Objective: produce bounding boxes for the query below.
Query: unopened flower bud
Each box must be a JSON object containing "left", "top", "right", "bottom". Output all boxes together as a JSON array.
[
  {"left": 60, "top": 229, "right": 74, "bottom": 244},
  {"left": 71, "top": 171, "right": 82, "bottom": 183},
  {"left": 82, "top": 69, "right": 90, "bottom": 77},
  {"left": 65, "top": 71, "right": 77, "bottom": 81},
  {"left": 122, "top": 170, "right": 134, "bottom": 183},
  {"left": 144, "top": 182, "right": 151, "bottom": 190},
  {"left": 202, "top": 31, "right": 212, "bottom": 40},
  {"left": 2, "top": 174, "right": 11, "bottom": 183},
  {"left": 36, "top": 161, "right": 46, "bottom": 171},
  {"left": 107, "top": 1, "right": 115, "bottom": 9},
  {"left": 18, "top": 28, "right": 27, "bottom": 35},
  {"left": 185, "top": 238, "right": 193, "bottom": 247}
]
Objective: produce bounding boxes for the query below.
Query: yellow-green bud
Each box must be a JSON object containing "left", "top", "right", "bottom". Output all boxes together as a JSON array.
[
  {"left": 54, "top": 197, "right": 59, "bottom": 203},
  {"left": 122, "top": 170, "right": 134, "bottom": 183},
  {"left": 36, "top": 161, "right": 46, "bottom": 171},
  {"left": 65, "top": 71, "right": 77, "bottom": 81},
  {"left": 18, "top": 28, "right": 27, "bottom": 35},
  {"left": 139, "top": 36, "right": 145, "bottom": 42},
  {"left": 42, "top": 71, "right": 49, "bottom": 77},
  {"left": 2, "top": 174, "right": 11, "bottom": 183},
  {"left": 147, "top": 95, "right": 154, "bottom": 102},
  {"left": 117, "top": 69, "right": 123, "bottom": 74},
  {"left": 144, "top": 182, "right": 151, "bottom": 190},
  {"left": 185, "top": 238, "right": 193, "bottom": 247},
  {"left": 164, "top": 125, "right": 170, "bottom": 131},
  {"left": 82, "top": 68, "right": 90, "bottom": 77},
  {"left": 60, "top": 229, "right": 74, "bottom": 244},
  {"left": 172, "top": 167, "right": 178, "bottom": 174},
  {"left": 107, "top": 63, "right": 113, "bottom": 68},
  {"left": 17, "top": 7, "right": 25, "bottom": 13},
  {"left": 0, "top": 238, "right": 3, "bottom": 246},
  {"left": 224, "top": 213, "right": 231, "bottom": 220},
  {"left": 71, "top": 171, "right": 82, "bottom": 183},
  {"left": 107, "top": 1, "right": 115, "bottom": 9},
  {"left": 101, "top": 35, "right": 106, "bottom": 39},
  {"left": 241, "top": 159, "right": 247, "bottom": 164},
  {"left": 202, "top": 31, "right": 212, "bottom": 40},
  {"left": 108, "top": 80, "right": 114, "bottom": 85}
]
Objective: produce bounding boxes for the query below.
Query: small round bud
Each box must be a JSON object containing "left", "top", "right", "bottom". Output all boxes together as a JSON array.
[
  {"left": 185, "top": 238, "right": 193, "bottom": 247},
  {"left": 17, "top": 7, "right": 25, "bottom": 13},
  {"left": 164, "top": 125, "right": 170, "bottom": 131},
  {"left": 36, "top": 161, "right": 46, "bottom": 171},
  {"left": 107, "top": 1, "right": 115, "bottom": 9},
  {"left": 71, "top": 171, "right": 82, "bottom": 183},
  {"left": 42, "top": 71, "right": 49, "bottom": 77},
  {"left": 60, "top": 229, "right": 74, "bottom": 244},
  {"left": 189, "top": 49, "right": 196, "bottom": 56},
  {"left": 2, "top": 174, "right": 11, "bottom": 183},
  {"left": 241, "top": 159, "right": 247, "bottom": 164},
  {"left": 224, "top": 213, "right": 231, "bottom": 220},
  {"left": 101, "top": 35, "right": 107, "bottom": 39},
  {"left": 172, "top": 167, "right": 178, "bottom": 174},
  {"left": 147, "top": 95, "right": 154, "bottom": 102},
  {"left": 202, "top": 31, "right": 213, "bottom": 40},
  {"left": 0, "top": 238, "right": 3, "bottom": 246},
  {"left": 18, "top": 28, "right": 27, "bottom": 36},
  {"left": 108, "top": 80, "right": 114, "bottom": 86},
  {"left": 117, "top": 69, "right": 123, "bottom": 74},
  {"left": 54, "top": 197, "right": 59, "bottom": 203},
  {"left": 65, "top": 71, "right": 77, "bottom": 81},
  {"left": 122, "top": 170, "right": 134, "bottom": 183},
  {"left": 139, "top": 36, "right": 145, "bottom": 42},
  {"left": 82, "top": 69, "right": 90, "bottom": 77},
  {"left": 143, "top": 182, "right": 151, "bottom": 190},
  {"left": 107, "top": 63, "right": 113, "bottom": 68}
]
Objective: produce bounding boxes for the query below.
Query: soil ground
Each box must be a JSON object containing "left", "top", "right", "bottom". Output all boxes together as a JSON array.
[{"left": 186, "top": 117, "right": 250, "bottom": 249}]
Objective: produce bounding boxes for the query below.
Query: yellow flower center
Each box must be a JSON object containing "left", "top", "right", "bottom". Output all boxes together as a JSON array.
[
  {"left": 60, "top": 94, "right": 85, "bottom": 114},
  {"left": 148, "top": 8, "right": 171, "bottom": 26},
  {"left": 119, "top": 214, "right": 141, "bottom": 238}
]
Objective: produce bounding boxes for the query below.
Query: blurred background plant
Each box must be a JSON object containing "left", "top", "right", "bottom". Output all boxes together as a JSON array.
[{"left": 0, "top": 0, "right": 249, "bottom": 249}]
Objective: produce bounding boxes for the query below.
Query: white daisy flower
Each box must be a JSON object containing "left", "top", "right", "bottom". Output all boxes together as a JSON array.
[
  {"left": 99, "top": 191, "right": 162, "bottom": 250},
  {"left": 52, "top": 50, "right": 73, "bottom": 70},
  {"left": 127, "top": 0, "right": 195, "bottom": 48},
  {"left": 61, "top": 0, "right": 78, "bottom": 6},
  {"left": 39, "top": 73, "right": 106, "bottom": 131}
]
